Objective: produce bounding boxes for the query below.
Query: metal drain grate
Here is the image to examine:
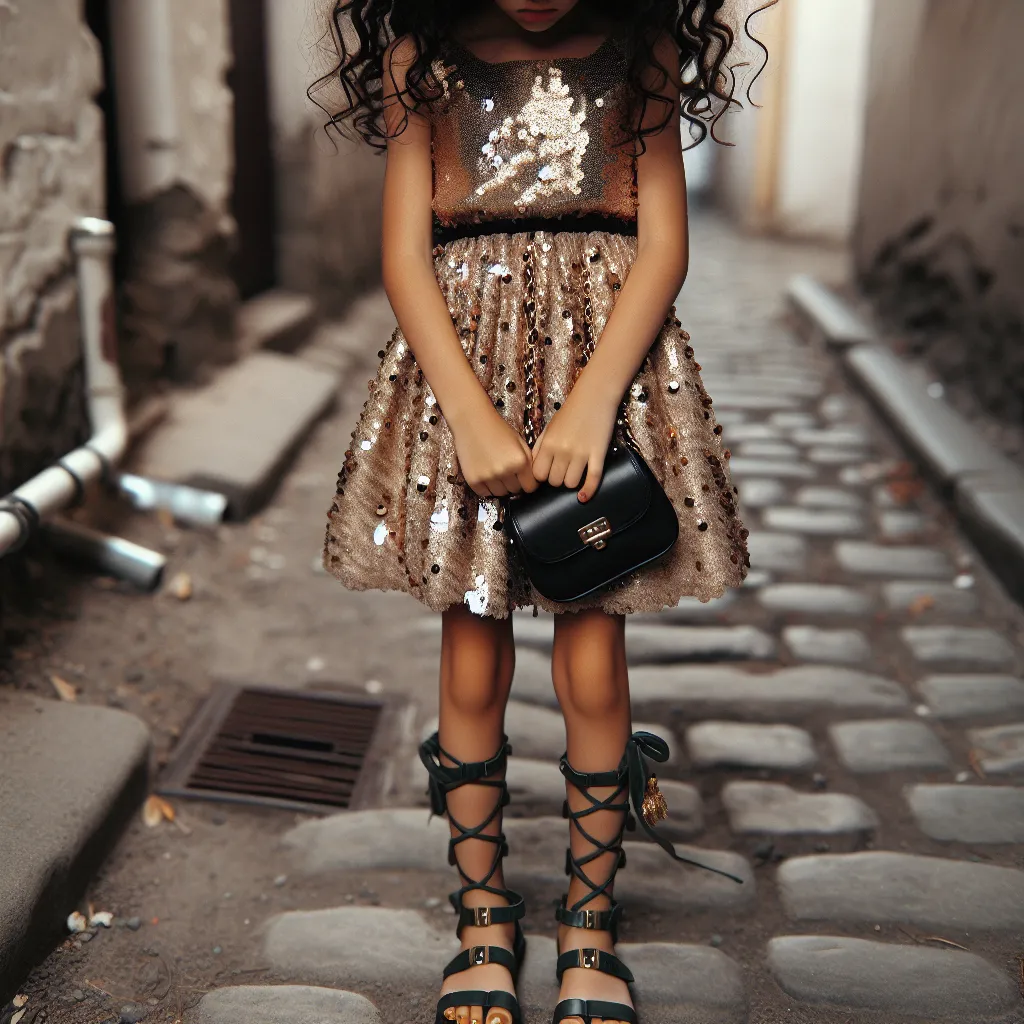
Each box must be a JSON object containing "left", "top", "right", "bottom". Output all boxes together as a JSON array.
[{"left": 158, "top": 684, "right": 384, "bottom": 813}]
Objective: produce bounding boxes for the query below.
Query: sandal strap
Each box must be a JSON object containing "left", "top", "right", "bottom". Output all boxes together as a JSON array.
[
  {"left": 555, "top": 948, "right": 634, "bottom": 984},
  {"left": 455, "top": 894, "right": 526, "bottom": 930},
  {"left": 554, "top": 898, "right": 622, "bottom": 933},
  {"left": 552, "top": 998, "right": 637, "bottom": 1024},
  {"left": 421, "top": 732, "right": 511, "bottom": 818},
  {"left": 443, "top": 944, "right": 518, "bottom": 979},
  {"left": 437, "top": 989, "right": 522, "bottom": 1024}
]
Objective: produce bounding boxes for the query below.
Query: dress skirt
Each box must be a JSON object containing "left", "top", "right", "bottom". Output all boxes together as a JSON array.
[{"left": 322, "top": 228, "right": 749, "bottom": 618}]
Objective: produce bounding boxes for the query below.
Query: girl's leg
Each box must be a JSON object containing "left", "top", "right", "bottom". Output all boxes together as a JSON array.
[
  {"left": 436, "top": 603, "right": 517, "bottom": 1024},
  {"left": 552, "top": 609, "right": 633, "bottom": 1024}
]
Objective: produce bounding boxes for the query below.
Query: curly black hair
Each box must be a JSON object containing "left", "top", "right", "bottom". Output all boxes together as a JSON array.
[{"left": 309, "top": 0, "right": 776, "bottom": 152}]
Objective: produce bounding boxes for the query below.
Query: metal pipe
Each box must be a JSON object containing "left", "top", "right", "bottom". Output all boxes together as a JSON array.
[
  {"left": 108, "top": 0, "right": 180, "bottom": 202},
  {"left": 113, "top": 473, "right": 229, "bottom": 527},
  {"left": 0, "top": 217, "right": 130, "bottom": 557},
  {"left": 41, "top": 519, "right": 167, "bottom": 592}
]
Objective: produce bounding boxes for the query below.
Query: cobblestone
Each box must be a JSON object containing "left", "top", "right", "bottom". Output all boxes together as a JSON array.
[
  {"left": 906, "top": 784, "right": 1024, "bottom": 843},
  {"left": 197, "top": 987, "right": 381, "bottom": 1024},
  {"left": 791, "top": 426, "right": 870, "bottom": 447},
  {"left": 967, "top": 723, "right": 1024, "bottom": 775},
  {"left": 720, "top": 422, "right": 782, "bottom": 442},
  {"left": 757, "top": 584, "right": 872, "bottom": 616},
  {"left": 916, "top": 674, "right": 1024, "bottom": 718},
  {"left": 732, "top": 478, "right": 787, "bottom": 508},
  {"left": 807, "top": 446, "right": 869, "bottom": 465},
  {"left": 901, "top": 626, "right": 1017, "bottom": 668},
  {"left": 879, "top": 508, "right": 929, "bottom": 538},
  {"left": 793, "top": 485, "right": 864, "bottom": 509},
  {"left": 722, "top": 781, "right": 878, "bottom": 835},
  {"left": 686, "top": 722, "right": 817, "bottom": 771},
  {"left": 653, "top": 591, "right": 738, "bottom": 622},
  {"left": 829, "top": 719, "right": 950, "bottom": 772},
  {"left": 769, "top": 411, "right": 818, "bottom": 430},
  {"left": 767, "top": 936, "right": 1018, "bottom": 1019},
  {"left": 627, "top": 665, "right": 910, "bottom": 714},
  {"left": 777, "top": 852, "right": 1024, "bottom": 931},
  {"left": 728, "top": 458, "right": 815, "bottom": 480},
  {"left": 783, "top": 626, "right": 872, "bottom": 665},
  {"left": 735, "top": 440, "right": 800, "bottom": 459},
  {"left": 835, "top": 541, "right": 954, "bottom": 578},
  {"left": 264, "top": 907, "right": 457, "bottom": 989},
  {"left": 745, "top": 531, "right": 808, "bottom": 572},
  {"left": 762, "top": 506, "right": 864, "bottom": 536},
  {"left": 882, "top": 580, "right": 979, "bottom": 614}
]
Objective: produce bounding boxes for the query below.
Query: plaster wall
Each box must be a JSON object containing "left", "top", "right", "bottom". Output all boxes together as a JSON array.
[
  {"left": 265, "top": 0, "right": 384, "bottom": 312},
  {"left": 0, "top": 1, "right": 104, "bottom": 490},
  {"left": 856, "top": 0, "right": 1024, "bottom": 423}
]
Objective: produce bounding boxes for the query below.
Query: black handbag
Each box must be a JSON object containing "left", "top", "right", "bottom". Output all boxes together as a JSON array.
[{"left": 505, "top": 440, "right": 679, "bottom": 603}]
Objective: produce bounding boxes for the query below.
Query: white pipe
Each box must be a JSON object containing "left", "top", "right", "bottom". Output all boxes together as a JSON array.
[
  {"left": 0, "top": 218, "right": 129, "bottom": 556},
  {"left": 108, "top": 0, "right": 180, "bottom": 202}
]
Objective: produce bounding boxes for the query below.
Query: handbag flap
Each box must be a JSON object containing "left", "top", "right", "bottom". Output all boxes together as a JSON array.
[{"left": 506, "top": 444, "right": 653, "bottom": 564}]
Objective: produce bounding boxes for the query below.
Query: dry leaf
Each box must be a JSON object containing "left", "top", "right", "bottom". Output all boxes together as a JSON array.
[
  {"left": 12, "top": 1009, "right": 25, "bottom": 1024},
  {"left": 143, "top": 794, "right": 176, "bottom": 827},
  {"left": 67, "top": 911, "right": 89, "bottom": 933},
  {"left": 920, "top": 935, "right": 969, "bottom": 951},
  {"left": 968, "top": 749, "right": 987, "bottom": 780},
  {"left": 12, "top": 995, "right": 28, "bottom": 1008},
  {"left": 168, "top": 572, "right": 193, "bottom": 601},
  {"left": 907, "top": 595, "right": 935, "bottom": 616},
  {"left": 50, "top": 674, "right": 78, "bottom": 702}
]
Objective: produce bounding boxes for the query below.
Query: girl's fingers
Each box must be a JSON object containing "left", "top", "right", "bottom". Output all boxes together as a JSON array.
[
  {"left": 577, "top": 451, "right": 606, "bottom": 503},
  {"left": 562, "top": 455, "right": 589, "bottom": 492},
  {"left": 547, "top": 455, "right": 569, "bottom": 488},
  {"left": 517, "top": 466, "right": 541, "bottom": 493},
  {"left": 487, "top": 478, "right": 510, "bottom": 497},
  {"left": 531, "top": 444, "right": 553, "bottom": 482},
  {"left": 500, "top": 473, "right": 522, "bottom": 495}
]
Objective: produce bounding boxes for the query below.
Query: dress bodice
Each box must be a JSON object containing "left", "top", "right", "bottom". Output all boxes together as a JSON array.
[{"left": 430, "top": 37, "right": 638, "bottom": 230}]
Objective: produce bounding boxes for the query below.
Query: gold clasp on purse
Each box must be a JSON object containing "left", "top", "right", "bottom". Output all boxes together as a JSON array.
[{"left": 578, "top": 517, "right": 612, "bottom": 550}]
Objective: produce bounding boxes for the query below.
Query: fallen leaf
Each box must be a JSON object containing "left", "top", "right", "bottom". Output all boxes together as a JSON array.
[
  {"left": 167, "top": 572, "right": 193, "bottom": 601},
  {"left": 143, "top": 794, "right": 176, "bottom": 828},
  {"left": 50, "top": 673, "right": 78, "bottom": 702},
  {"left": 12, "top": 1009, "right": 25, "bottom": 1024},
  {"left": 968, "top": 749, "right": 987, "bottom": 780},
  {"left": 907, "top": 595, "right": 935, "bottom": 616},
  {"left": 12, "top": 995, "right": 28, "bottom": 1008},
  {"left": 67, "top": 911, "right": 89, "bottom": 933}
]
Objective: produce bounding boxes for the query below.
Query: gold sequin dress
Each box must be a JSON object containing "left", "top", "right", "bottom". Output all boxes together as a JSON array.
[{"left": 323, "top": 37, "right": 749, "bottom": 617}]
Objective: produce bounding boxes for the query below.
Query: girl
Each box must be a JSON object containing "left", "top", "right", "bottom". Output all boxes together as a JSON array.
[{"left": 315, "top": 3, "right": 767, "bottom": 1023}]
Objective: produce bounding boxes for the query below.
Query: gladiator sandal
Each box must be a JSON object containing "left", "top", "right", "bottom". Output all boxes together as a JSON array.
[
  {"left": 553, "top": 731, "right": 743, "bottom": 1024},
  {"left": 420, "top": 732, "right": 527, "bottom": 1024}
]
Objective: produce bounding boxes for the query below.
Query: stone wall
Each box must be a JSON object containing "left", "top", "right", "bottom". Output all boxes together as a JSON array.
[
  {"left": 0, "top": 1, "right": 104, "bottom": 491},
  {"left": 856, "top": 0, "right": 1024, "bottom": 428}
]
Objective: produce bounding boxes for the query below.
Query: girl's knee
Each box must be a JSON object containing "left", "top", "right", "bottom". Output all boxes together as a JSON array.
[{"left": 442, "top": 632, "right": 514, "bottom": 716}]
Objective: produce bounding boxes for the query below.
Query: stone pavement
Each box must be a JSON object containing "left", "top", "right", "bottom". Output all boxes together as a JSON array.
[{"left": 188, "top": 217, "right": 1024, "bottom": 1024}]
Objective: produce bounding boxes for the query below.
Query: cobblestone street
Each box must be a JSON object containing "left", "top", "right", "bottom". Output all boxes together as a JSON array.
[{"left": 10, "top": 212, "right": 1024, "bottom": 1024}]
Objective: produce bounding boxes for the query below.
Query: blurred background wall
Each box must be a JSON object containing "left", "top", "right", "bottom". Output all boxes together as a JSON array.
[{"left": 855, "top": 0, "right": 1024, "bottom": 427}]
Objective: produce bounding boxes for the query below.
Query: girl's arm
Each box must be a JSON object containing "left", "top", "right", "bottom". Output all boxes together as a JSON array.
[
  {"left": 530, "top": 34, "right": 689, "bottom": 501},
  {"left": 380, "top": 39, "right": 538, "bottom": 498}
]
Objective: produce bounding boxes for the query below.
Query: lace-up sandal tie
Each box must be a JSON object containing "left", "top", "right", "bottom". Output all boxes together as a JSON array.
[
  {"left": 552, "top": 731, "right": 743, "bottom": 1024},
  {"left": 420, "top": 732, "right": 526, "bottom": 1024}
]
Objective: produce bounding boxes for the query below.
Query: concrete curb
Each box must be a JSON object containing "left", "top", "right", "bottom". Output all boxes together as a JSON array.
[
  {"left": 787, "top": 276, "right": 1024, "bottom": 605},
  {"left": 0, "top": 693, "right": 151, "bottom": 1002}
]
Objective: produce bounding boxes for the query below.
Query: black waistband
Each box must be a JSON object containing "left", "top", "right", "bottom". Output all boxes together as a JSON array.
[{"left": 433, "top": 214, "right": 638, "bottom": 246}]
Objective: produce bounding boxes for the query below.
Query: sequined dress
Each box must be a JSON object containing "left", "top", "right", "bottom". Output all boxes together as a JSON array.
[{"left": 323, "top": 36, "right": 749, "bottom": 617}]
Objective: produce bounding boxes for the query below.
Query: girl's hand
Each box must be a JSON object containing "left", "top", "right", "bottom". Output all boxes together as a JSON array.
[
  {"left": 530, "top": 387, "right": 619, "bottom": 502},
  {"left": 451, "top": 410, "right": 540, "bottom": 498}
]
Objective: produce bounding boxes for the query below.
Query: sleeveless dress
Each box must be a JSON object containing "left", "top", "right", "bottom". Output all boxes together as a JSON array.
[{"left": 322, "top": 37, "right": 749, "bottom": 618}]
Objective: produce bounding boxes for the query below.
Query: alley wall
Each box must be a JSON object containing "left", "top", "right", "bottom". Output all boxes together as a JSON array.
[
  {"left": 856, "top": 0, "right": 1024, "bottom": 425},
  {"left": 0, "top": 1, "right": 104, "bottom": 492}
]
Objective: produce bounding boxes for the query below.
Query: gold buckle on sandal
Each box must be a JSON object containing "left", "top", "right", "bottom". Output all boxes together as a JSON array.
[
  {"left": 471, "top": 907, "right": 492, "bottom": 926},
  {"left": 582, "top": 908, "right": 601, "bottom": 929},
  {"left": 581, "top": 949, "right": 599, "bottom": 968},
  {"left": 470, "top": 945, "right": 489, "bottom": 966}
]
